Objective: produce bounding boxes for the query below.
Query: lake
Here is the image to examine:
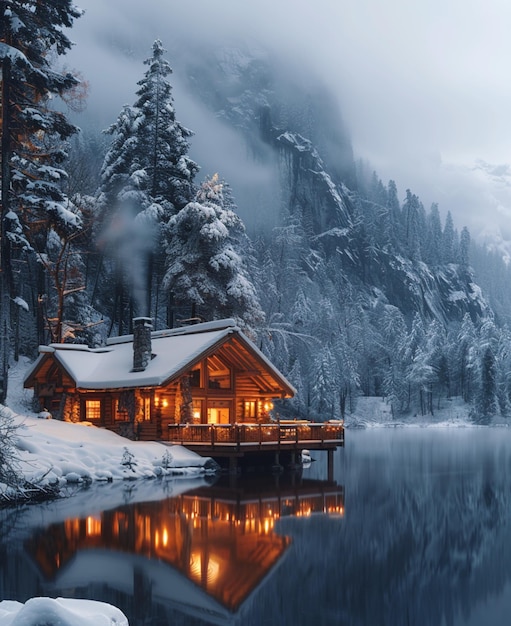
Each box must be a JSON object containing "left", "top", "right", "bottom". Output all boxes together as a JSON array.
[{"left": 2, "top": 428, "right": 511, "bottom": 626}]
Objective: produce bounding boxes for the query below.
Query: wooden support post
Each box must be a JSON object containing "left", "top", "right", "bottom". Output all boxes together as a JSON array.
[
  {"left": 229, "top": 455, "right": 238, "bottom": 475},
  {"left": 272, "top": 452, "right": 283, "bottom": 473},
  {"left": 327, "top": 449, "right": 334, "bottom": 482}
]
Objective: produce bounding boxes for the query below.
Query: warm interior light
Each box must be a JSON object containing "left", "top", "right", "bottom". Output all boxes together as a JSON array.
[
  {"left": 263, "top": 401, "right": 274, "bottom": 412},
  {"left": 86, "top": 516, "right": 101, "bottom": 536},
  {"left": 193, "top": 410, "right": 200, "bottom": 419},
  {"left": 190, "top": 552, "right": 220, "bottom": 585},
  {"left": 162, "top": 399, "right": 168, "bottom": 408},
  {"left": 154, "top": 396, "right": 160, "bottom": 406},
  {"left": 263, "top": 518, "right": 274, "bottom": 533}
]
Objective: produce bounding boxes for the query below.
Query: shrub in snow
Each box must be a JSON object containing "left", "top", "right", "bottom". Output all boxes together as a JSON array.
[
  {"left": 120, "top": 447, "right": 137, "bottom": 471},
  {"left": 161, "top": 448, "right": 173, "bottom": 469},
  {"left": 0, "top": 408, "right": 59, "bottom": 503}
]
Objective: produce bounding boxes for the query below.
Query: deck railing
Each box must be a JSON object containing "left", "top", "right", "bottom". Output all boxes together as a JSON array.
[{"left": 167, "top": 422, "right": 344, "bottom": 448}]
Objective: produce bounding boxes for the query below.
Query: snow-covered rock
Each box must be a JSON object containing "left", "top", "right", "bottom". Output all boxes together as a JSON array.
[{"left": 0, "top": 597, "right": 128, "bottom": 626}]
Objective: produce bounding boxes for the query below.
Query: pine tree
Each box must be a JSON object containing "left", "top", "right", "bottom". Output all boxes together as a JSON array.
[
  {"left": 455, "top": 313, "right": 477, "bottom": 402},
  {"left": 442, "top": 211, "right": 456, "bottom": 263},
  {"left": 95, "top": 105, "right": 138, "bottom": 235},
  {"left": 478, "top": 346, "right": 498, "bottom": 419},
  {"left": 386, "top": 179, "right": 402, "bottom": 248},
  {"left": 459, "top": 226, "right": 471, "bottom": 268},
  {"left": 134, "top": 40, "right": 199, "bottom": 211},
  {"left": 94, "top": 41, "right": 199, "bottom": 330},
  {"left": 310, "top": 344, "right": 339, "bottom": 419},
  {"left": 1, "top": 0, "right": 83, "bottom": 399},
  {"left": 425, "top": 203, "right": 442, "bottom": 265},
  {"left": 163, "top": 174, "right": 264, "bottom": 329},
  {"left": 402, "top": 190, "right": 423, "bottom": 262}
]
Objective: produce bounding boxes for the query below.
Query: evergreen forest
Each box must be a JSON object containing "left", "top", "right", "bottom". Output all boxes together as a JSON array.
[{"left": 2, "top": 2, "right": 511, "bottom": 422}]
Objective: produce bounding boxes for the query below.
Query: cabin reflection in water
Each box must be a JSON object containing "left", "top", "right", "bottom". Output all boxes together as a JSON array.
[{"left": 25, "top": 477, "right": 344, "bottom": 616}]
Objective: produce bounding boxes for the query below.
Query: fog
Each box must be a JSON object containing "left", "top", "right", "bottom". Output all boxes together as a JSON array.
[{"left": 65, "top": 0, "right": 511, "bottom": 242}]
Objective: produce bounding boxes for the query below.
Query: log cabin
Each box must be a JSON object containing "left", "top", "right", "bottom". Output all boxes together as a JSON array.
[
  {"left": 23, "top": 318, "right": 295, "bottom": 439},
  {"left": 24, "top": 318, "right": 344, "bottom": 471}
]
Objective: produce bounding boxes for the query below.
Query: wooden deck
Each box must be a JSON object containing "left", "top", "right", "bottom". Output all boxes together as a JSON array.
[
  {"left": 168, "top": 422, "right": 343, "bottom": 450},
  {"left": 168, "top": 422, "right": 344, "bottom": 474}
]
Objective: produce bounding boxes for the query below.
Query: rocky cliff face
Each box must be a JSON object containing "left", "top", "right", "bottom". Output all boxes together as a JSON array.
[{"left": 181, "top": 43, "right": 490, "bottom": 329}]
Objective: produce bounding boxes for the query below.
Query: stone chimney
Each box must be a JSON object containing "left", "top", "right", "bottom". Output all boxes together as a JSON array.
[{"left": 132, "top": 317, "right": 153, "bottom": 372}]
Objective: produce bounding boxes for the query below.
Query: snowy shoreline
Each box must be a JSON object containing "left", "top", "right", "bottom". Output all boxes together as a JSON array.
[
  {"left": 0, "top": 405, "right": 217, "bottom": 503},
  {"left": 0, "top": 399, "right": 218, "bottom": 626},
  {"left": 344, "top": 395, "right": 511, "bottom": 429}
]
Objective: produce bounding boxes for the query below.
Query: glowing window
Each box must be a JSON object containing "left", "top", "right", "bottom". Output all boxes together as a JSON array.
[
  {"left": 143, "top": 396, "right": 151, "bottom": 421},
  {"left": 192, "top": 400, "right": 202, "bottom": 423},
  {"left": 244, "top": 401, "right": 257, "bottom": 419},
  {"left": 114, "top": 400, "right": 129, "bottom": 422},
  {"left": 85, "top": 400, "right": 101, "bottom": 420}
]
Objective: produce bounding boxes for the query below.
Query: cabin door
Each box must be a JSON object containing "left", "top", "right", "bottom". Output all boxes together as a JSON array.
[{"left": 207, "top": 400, "right": 231, "bottom": 424}]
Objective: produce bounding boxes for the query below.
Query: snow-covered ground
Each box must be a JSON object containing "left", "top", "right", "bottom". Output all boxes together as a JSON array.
[
  {"left": 345, "top": 395, "right": 511, "bottom": 428},
  {"left": 1, "top": 357, "right": 216, "bottom": 496},
  {"left": 2, "top": 409, "right": 216, "bottom": 492}
]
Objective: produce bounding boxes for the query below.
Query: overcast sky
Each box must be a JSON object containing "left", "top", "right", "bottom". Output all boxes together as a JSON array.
[{"left": 66, "top": 0, "right": 511, "bottom": 243}]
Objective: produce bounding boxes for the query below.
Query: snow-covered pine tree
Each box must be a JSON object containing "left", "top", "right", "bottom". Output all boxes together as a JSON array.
[
  {"left": 1, "top": 0, "right": 83, "bottom": 399},
  {"left": 473, "top": 319, "right": 499, "bottom": 420},
  {"left": 379, "top": 305, "right": 411, "bottom": 415},
  {"left": 94, "top": 41, "right": 199, "bottom": 331},
  {"left": 494, "top": 326, "right": 511, "bottom": 416},
  {"left": 441, "top": 211, "right": 456, "bottom": 264},
  {"left": 402, "top": 190, "right": 424, "bottom": 262},
  {"left": 310, "top": 344, "right": 339, "bottom": 420},
  {"left": 163, "top": 174, "right": 264, "bottom": 330},
  {"left": 386, "top": 179, "right": 402, "bottom": 249},
  {"left": 95, "top": 105, "right": 138, "bottom": 235},
  {"left": 478, "top": 346, "right": 498, "bottom": 419},
  {"left": 424, "top": 203, "right": 443, "bottom": 265},
  {"left": 134, "top": 39, "right": 199, "bottom": 212},
  {"left": 455, "top": 313, "right": 477, "bottom": 402},
  {"left": 459, "top": 226, "right": 471, "bottom": 269}
]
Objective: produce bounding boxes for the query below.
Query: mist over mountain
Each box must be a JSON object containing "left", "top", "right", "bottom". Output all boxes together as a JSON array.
[
  {"left": 59, "top": 8, "right": 511, "bottom": 421},
  {"left": 67, "top": 0, "right": 511, "bottom": 250}
]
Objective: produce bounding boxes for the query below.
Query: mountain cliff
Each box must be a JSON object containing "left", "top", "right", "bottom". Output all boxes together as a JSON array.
[{"left": 164, "top": 42, "right": 510, "bottom": 420}]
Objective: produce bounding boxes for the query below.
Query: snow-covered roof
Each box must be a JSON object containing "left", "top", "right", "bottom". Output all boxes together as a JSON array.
[{"left": 24, "top": 319, "right": 295, "bottom": 395}]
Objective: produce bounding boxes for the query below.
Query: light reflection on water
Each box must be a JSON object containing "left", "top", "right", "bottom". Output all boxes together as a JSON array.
[
  {"left": 2, "top": 428, "right": 511, "bottom": 625},
  {"left": 24, "top": 475, "right": 343, "bottom": 613},
  {"left": 0, "top": 471, "right": 344, "bottom": 625}
]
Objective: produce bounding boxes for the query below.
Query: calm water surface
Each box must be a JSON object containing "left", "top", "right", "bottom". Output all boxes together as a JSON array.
[{"left": 2, "top": 428, "right": 511, "bottom": 626}]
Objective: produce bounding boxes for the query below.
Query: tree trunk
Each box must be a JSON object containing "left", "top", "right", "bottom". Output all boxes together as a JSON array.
[{"left": 0, "top": 56, "right": 12, "bottom": 402}]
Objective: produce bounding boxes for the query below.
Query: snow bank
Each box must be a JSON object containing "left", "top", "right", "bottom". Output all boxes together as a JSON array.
[
  {"left": 0, "top": 597, "right": 128, "bottom": 626},
  {"left": 0, "top": 406, "right": 217, "bottom": 499}
]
